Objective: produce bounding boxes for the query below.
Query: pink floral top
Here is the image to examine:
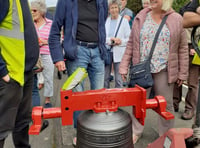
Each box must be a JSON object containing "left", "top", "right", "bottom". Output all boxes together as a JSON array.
[{"left": 140, "top": 13, "right": 170, "bottom": 73}]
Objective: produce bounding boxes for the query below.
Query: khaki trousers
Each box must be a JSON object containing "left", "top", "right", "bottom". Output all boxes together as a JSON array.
[
  {"left": 173, "top": 56, "right": 200, "bottom": 112},
  {"left": 131, "top": 69, "right": 175, "bottom": 136}
]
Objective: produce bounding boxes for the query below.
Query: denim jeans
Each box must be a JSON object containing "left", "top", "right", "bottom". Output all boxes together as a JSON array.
[
  {"left": 32, "top": 74, "right": 40, "bottom": 107},
  {"left": 66, "top": 45, "right": 104, "bottom": 128}
]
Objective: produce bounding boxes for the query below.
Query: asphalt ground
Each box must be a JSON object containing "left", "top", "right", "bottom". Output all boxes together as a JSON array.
[{"left": 4, "top": 72, "right": 193, "bottom": 148}]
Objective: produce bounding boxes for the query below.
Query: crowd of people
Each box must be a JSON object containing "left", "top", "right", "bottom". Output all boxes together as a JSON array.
[{"left": 0, "top": 0, "right": 200, "bottom": 147}]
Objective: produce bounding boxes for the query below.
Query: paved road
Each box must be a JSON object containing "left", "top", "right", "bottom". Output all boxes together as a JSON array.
[{"left": 4, "top": 73, "right": 193, "bottom": 148}]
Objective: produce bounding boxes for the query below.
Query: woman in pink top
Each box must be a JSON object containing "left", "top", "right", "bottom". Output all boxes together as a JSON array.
[
  {"left": 31, "top": 0, "right": 54, "bottom": 108},
  {"left": 119, "top": 0, "right": 189, "bottom": 144}
]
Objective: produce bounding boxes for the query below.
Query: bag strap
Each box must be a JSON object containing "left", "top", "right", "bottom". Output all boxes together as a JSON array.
[
  {"left": 148, "top": 15, "right": 168, "bottom": 60},
  {"left": 109, "top": 16, "right": 124, "bottom": 51},
  {"left": 114, "top": 15, "right": 124, "bottom": 37}
]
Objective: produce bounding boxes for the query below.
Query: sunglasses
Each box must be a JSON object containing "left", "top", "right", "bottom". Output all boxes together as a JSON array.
[{"left": 31, "top": 9, "right": 38, "bottom": 13}]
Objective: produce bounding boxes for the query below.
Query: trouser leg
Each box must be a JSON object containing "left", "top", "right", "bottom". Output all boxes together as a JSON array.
[
  {"left": 12, "top": 72, "right": 33, "bottom": 148},
  {"left": 173, "top": 83, "right": 182, "bottom": 111},
  {"left": 104, "top": 64, "right": 112, "bottom": 88},
  {"left": 0, "top": 139, "right": 5, "bottom": 148},
  {"left": 185, "top": 56, "right": 199, "bottom": 112},
  {"left": 153, "top": 70, "right": 175, "bottom": 136},
  {"left": 12, "top": 125, "right": 30, "bottom": 148},
  {"left": 113, "top": 62, "right": 123, "bottom": 88}
]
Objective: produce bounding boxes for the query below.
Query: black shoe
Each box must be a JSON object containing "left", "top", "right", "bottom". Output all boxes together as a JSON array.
[
  {"left": 44, "top": 103, "right": 52, "bottom": 108},
  {"left": 174, "top": 107, "right": 179, "bottom": 112},
  {"left": 173, "top": 103, "right": 179, "bottom": 112},
  {"left": 40, "top": 120, "right": 49, "bottom": 132},
  {"left": 109, "top": 75, "right": 114, "bottom": 81}
]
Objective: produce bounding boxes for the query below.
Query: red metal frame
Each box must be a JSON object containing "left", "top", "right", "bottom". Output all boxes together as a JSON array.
[{"left": 29, "top": 85, "right": 174, "bottom": 135}]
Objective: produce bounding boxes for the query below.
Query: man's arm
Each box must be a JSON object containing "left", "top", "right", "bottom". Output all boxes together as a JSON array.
[
  {"left": 104, "top": 0, "right": 108, "bottom": 21},
  {"left": 183, "top": 11, "right": 200, "bottom": 28},
  {"left": 0, "top": 0, "right": 9, "bottom": 23},
  {"left": 0, "top": 0, "right": 9, "bottom": 79},
  {"left": 48, "top": 0, "right": 66, "bottom": 63}
]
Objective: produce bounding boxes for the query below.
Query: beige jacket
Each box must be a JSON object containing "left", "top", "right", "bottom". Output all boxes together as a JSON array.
[{"left": 119, "top": 8, "right": 189, "bottom": 83}]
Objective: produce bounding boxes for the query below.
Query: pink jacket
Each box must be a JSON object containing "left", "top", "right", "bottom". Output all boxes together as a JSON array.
[{"left": 119, "top": 8, "right": 189, "bottom": 83}]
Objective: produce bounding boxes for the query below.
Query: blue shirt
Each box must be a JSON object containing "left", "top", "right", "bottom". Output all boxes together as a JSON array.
[{"left": 48, "top": 0, "right": 108, "bottom": 62}]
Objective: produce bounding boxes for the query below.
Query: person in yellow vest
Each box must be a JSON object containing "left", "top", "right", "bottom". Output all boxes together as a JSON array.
[{"left": 0, "top": 0, "right": 39, "bottom": 147}]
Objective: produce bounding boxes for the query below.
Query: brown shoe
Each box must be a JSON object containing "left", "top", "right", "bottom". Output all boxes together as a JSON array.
[{"left": 181, "top": 110, "right": 194, "bottom": 120}]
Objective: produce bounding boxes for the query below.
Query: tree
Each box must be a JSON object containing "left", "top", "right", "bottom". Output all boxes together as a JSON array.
[{"left": 126, "top": 0, "right": 190, "bottom": 14}]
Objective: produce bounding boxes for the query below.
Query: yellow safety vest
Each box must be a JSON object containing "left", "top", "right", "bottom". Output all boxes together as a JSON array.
[{"left": 0, "top": 0, "right": 25, "bottom": 86}]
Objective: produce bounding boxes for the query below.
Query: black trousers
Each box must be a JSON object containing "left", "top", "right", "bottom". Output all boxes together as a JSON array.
[{"left": 0, "top": 71, "right": 33, "bottom": 148}]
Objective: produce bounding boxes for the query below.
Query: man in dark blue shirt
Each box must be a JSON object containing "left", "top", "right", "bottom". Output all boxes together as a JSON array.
[{"left": 48, "top": 0, "right": 108, "bottom": 145}]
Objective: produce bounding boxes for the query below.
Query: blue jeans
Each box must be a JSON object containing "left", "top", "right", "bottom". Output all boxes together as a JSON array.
[
  {"left": 66, "top": 45, "right": 104, "bottom": 128},
  {"left": 32, "top": 74, "right": 40, "bottom": 106}
]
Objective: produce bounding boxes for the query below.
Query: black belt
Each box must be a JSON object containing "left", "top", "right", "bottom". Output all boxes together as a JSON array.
[{"left": 76, "top": 40, "right": 98, "bottom": 48}]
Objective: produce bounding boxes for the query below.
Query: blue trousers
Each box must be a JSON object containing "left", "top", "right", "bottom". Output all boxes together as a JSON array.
[{"left": 66, "top": 45, "right": 104, "bottom": 128}]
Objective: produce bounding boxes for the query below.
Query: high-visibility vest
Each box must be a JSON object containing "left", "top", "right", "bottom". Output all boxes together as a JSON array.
[{"left": 0, "top": 0, "right": 25, "bottom": 86}]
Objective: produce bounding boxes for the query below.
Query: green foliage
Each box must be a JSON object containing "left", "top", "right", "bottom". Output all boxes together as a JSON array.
[
  {"left": 126, "top": 0, "right": 190, "bottom": 14},
  {"left": 126, "top": 0, "right": 142, "bottom": 14},
  {"left": 172, "top": 0, "right": 190, "bottom": 12}
]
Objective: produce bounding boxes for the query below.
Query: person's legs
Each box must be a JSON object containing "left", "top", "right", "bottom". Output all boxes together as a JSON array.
[
  {"left": 0, "top": 139, "right": 5, "bottom": 148},
  {"left": 131, "top": 87, "right": 152, "bottom": 144},
  {"left": 66, "top": 45, "right": 90, "bottom": 128},
  {"left": 153, "top": 70, "right": 175, "bottom": 136},
  {"left": 113, "top": 62, "right": 123, "bottom": 88},
  {"left": 173, "top": 83, "right": 182, "bottom": 112},
  {"left": 12, "top": 71, "right": 33, "bottom": 148},
  {"left": 88, "top": 47, "right": 104, "bottom": 90},
  {"left": 41, "top": 54, "right": 54, "bottom": 106},
  {"left": 182, "top": 56, "right": 200, "bottom": 120},
  {"left": 104, "top": 57, "right": 112, "bottom": 88},
  {"left": 0, "top": 78, "right": 23, "bottom": 148},
  {"left": 32, "top": 74, "right": 40, "bottom": 106}
]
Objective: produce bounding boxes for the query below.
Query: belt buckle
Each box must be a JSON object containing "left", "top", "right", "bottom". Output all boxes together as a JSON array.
[{"left": 87, "top": 42, "right": 93, "bottom": 48}]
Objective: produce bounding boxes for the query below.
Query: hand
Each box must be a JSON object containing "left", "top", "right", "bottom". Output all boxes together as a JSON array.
[
  {"left": 176, "top": 79, "right": 183, "bottom": 87},
  {"left": 121, "top": 74, "right": 127, "bottom": 82},
  {"left": 190, "top": 49, "right": 196, "bottom": 56},
  {"left": 114, "top": 38, "right": 122, "bottom": 45},
  {"left": 124, "top": 15, "right": 131, "bottom": 21},
  {"left": 39, "top": 38, "right": 47, "bottom": 46},
  {"left": 34, "top": 67, "right": 43, "bottom": 73},
  {"left": 55, "top": 61, "right": 66, "bottom": 71},
  {"left": 2, "top": 74, "right": 10, "bottom": 82},
  {"left": 111, "top": 38, "right": 121, "bottom": 45}
]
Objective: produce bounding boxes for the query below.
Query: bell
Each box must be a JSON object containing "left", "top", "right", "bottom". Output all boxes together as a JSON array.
[{"left": 76, "top": 109, "right": 133, "bottom": 148}]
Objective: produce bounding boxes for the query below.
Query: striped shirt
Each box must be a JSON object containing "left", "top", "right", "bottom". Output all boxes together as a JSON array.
[{"left": 35, "top": 18, "right": 52, "bottom": 55}]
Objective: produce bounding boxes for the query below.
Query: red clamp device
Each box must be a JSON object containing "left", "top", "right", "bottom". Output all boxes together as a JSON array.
[{"left": 29, "top": 85, "right": 174, "bottom": 135}]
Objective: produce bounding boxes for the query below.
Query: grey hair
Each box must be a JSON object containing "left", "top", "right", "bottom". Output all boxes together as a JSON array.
[
  {"left": 31, "top": 0, "right": 47, "bottom": 16},
  {"left": 108, "top": 0, "right": 122, "bottom": 11}
]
